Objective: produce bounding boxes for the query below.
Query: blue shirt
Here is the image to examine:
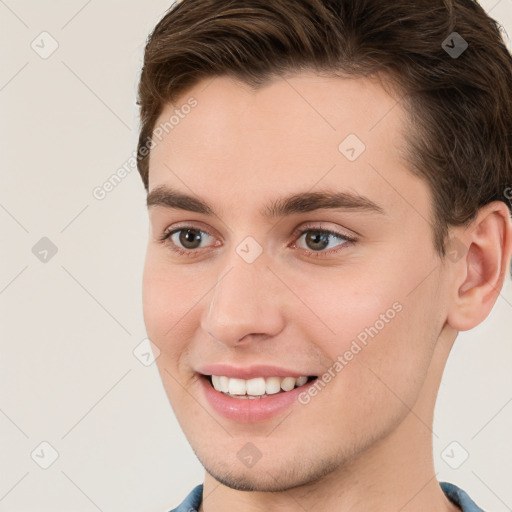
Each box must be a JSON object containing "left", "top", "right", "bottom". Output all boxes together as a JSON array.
[{"left": 168, "top": 481, "right": 485, "bottom": 511}]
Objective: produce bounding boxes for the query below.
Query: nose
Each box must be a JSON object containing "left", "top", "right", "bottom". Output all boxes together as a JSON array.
[{"left": 201, "top": 253, "right": 286, "bottom": 348}]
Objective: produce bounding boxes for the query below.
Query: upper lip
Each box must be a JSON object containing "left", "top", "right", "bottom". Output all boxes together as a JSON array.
[{"left": 197, "top": 364, "right": 316, "bottom": 379}]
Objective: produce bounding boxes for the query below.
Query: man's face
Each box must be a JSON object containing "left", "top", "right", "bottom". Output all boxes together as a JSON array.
[{"left": 143, "top": 72, "right": 451, "bottom": 491}]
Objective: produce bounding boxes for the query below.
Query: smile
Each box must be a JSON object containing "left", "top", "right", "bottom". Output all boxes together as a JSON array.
[
  {"left": 199, "top": 372, "right": 318, "bottom": 422},
  {"left": 209, "top": 375, "right": 316, "bottom": 398}
]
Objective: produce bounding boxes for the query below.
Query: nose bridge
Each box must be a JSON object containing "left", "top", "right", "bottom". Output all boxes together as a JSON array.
[{"left": 202, "top": 246, "right": 284, "bottom": 346}]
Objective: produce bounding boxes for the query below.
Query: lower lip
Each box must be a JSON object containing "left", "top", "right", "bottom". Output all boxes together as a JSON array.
[{"left": 199, "top": 375, "right": 314, "bottom": 423}]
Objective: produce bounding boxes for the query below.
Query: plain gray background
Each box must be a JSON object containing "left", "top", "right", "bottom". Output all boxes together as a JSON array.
[{"left": 1, "top": 1, "right": 511, "bottom": 510}]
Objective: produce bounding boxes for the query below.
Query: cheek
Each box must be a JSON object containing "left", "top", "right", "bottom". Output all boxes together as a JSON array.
[
  {"left": 142, "top": 254, "right": 197, "bottom": 357},
  {"left": 301, "top": 310, "right": 431, "bottom": 443},
  {"left": 142, "top": 261, "right": 202, "bottom": 414},
  {"left": 304, "top": 270, "right": 437, "bottom": 408},
  {"left": 293, "top": 267, "right": 401, "bottom": 348}
]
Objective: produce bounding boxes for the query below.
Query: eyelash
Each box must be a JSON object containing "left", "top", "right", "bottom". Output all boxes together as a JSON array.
[{"left": 158, "top": 224, "right": 357, "bottom": 259}]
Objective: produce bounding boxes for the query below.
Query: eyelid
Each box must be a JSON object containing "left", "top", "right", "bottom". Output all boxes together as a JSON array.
[
  {"left": 290, "top": 221, "right": 358, "bottom": 242},
  {"left": 159, "top": 219, "right": 220, "bottom": 241},
  {"left": 159, "top": 225, "right": 218, "bottom": 247}
]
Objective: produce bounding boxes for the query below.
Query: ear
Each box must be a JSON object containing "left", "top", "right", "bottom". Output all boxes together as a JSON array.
[{"left": 446, "top": 201, "right": 512, "bottom": 332}]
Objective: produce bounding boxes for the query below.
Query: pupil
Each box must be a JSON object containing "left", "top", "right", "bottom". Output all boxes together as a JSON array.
[
  {"left": 307, "top": 232, "right": 328, "bottom": 251},
  {"left": 180, "top": 229, "right": 201, "bottom": 249}
]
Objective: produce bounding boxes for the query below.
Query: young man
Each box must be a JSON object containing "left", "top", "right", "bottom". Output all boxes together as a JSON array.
[{"left": 136, "top": 0, "right": 512, "bottom": 510}]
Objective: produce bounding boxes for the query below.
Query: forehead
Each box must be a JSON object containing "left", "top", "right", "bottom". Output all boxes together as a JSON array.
[
  {"left": 147, "top": 72, "right": 427, "bottom": 222},
  {"left": 152, "top": 73, "right": 404, "bottom": 157}
]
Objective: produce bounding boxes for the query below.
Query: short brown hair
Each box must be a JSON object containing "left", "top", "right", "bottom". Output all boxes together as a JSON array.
[{"left": 136, "top": 0, "right": 512, "bottom": 256}]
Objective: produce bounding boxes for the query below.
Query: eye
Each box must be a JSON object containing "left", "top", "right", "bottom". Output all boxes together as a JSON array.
[
  {"left": 159, "top": 226, "right": 217, "bottom": 257},
  {"left": 291, "top": 225, "right": 356, "bottom": 258},
  {"left": 158, "top": 223, "right": 356, "bottom": 259}
]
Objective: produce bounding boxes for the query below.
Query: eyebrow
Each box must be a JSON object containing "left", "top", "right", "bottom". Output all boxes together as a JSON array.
[{"left": 146, "top": 185, "right": 385, "bottom": 218}]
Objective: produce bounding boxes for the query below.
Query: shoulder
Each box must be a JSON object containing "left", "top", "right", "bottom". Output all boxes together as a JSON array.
[
  {"left": 169, "top": 482, "right": 486, "bottom": 511},
  {"left": 440, "top": 481, "right": 486, "bottom": 512},
  {"left": 168, "top": 484, "right": 203, "bottom": 512}
]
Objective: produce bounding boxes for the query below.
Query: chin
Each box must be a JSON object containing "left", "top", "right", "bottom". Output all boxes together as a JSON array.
[{"left": 194, "top": 446, "right": 342, "bottom": 493}]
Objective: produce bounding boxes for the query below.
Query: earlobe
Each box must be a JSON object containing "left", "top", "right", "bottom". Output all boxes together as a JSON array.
[{"left": 446, "top": 201, "right": 512, "bottom": 332}]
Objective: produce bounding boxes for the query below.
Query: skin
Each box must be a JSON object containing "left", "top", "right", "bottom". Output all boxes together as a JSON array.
[{"left": 142, "top": 72, "right": 512, "bottom": 511}]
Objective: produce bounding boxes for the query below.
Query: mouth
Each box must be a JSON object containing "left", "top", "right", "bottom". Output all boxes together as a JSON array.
[
  {"left": 196, "top": 364, "right": 320, "bottom": 422},
  {"left": 202, "top": 374, "right": 318, "bottom": 399}
]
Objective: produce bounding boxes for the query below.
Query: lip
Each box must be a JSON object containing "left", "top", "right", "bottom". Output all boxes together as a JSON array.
[
  {"left": 197, "top": 364, "right": 314, "bottom": 379},
  {"left": 198, "top": 374, "right": 315, "bottom": 423}
]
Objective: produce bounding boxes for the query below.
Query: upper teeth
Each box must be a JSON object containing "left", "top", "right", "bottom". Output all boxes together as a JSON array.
[{"left": 211, "top": 375, "right": 309, "bottom": 396}]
